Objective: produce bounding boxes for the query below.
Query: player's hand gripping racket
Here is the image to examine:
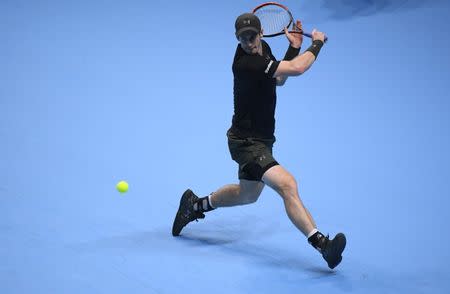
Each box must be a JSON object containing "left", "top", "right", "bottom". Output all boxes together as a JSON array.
[{"left": 253, "top": 2, "right": 328, "bottom": 42}]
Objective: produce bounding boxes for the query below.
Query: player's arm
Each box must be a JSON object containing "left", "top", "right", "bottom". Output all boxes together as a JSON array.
[
  {"left": 273, "top": 29, "right": 326, "bottom": 78},
  {"left": 276, "top": 75, "right": 288, "bottom": 86},
  {"left": 274, "top": 50, "right": 317, "bottom": 77},
  {"left": 276, "top": 20, "right": 303, "bottom": 86},
  {"left": 275, "top": 43, "right": 301, "bottom": 86}
]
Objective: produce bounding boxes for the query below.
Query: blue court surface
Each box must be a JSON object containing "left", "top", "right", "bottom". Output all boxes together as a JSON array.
[{"left": 2, "top": 0, "right": 450, "bottom": 293}]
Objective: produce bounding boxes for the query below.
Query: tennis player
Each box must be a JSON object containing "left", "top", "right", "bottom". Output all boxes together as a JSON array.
[{"left": 172, "top": 13, "right": 346, "bottom": 269}]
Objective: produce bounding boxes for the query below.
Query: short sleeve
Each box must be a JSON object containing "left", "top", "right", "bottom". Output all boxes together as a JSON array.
[
  {"left": 264, "top": 59, "right": 280, "bottom": 77},
  {"left": 233, "top": 51, "right": 280, "bottom": 78}
]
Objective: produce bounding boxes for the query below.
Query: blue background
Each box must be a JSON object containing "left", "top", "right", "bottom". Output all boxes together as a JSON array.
[{"left": 1, "top": 0, "right": 450, "bottom": 293}]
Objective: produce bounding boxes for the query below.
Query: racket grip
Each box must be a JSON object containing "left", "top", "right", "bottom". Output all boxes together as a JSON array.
[{"left": 303, "top": 32, "right": 328, "bottom": 43}]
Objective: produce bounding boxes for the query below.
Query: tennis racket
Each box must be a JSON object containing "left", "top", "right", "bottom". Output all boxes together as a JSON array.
[{"left": 253, "top": 2, "right": 328, "bottom": 42}]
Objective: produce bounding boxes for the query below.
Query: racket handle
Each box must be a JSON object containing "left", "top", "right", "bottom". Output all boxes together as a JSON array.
[{"left": 303, "top": 32, "right": 328, "bottom": 43}]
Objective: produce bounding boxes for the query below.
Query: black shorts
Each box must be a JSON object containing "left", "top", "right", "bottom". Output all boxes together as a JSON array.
[{"left": 227, "top": 130, "right": 279, "bottom": 181}]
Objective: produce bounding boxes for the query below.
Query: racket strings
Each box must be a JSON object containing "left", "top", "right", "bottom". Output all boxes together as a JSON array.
[{"left": 254, "top": 6, "right": 292, "bottom": 36}]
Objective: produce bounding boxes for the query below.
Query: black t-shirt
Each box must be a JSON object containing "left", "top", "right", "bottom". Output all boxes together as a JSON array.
[{"left": 229, "top": 40, "right": 280, "bottom": 139}]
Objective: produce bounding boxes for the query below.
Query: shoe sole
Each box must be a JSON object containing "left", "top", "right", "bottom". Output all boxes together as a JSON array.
[
  {"left": 171, "top": 189, "right": 194, "bottom": 236},
  {"left": 326, "top": 233, "right": 346, "bottom": 269}
]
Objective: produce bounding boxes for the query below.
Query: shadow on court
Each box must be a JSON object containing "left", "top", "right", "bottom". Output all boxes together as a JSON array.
[
  {"left": 178, "top": 233, "right": 331, "bottom": 274},
  {"left": 311, "top": 0, "right": 444, "bottom": 19}
]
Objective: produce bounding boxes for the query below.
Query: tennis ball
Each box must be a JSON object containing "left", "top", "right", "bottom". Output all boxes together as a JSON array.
[{"left": 116, "top": 181, "right": 129, "bottom": 193}]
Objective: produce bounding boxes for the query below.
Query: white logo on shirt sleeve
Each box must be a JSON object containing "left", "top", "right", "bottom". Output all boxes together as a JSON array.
[{"left": 264, "top": 60, "right": 273, "bottom": 74}]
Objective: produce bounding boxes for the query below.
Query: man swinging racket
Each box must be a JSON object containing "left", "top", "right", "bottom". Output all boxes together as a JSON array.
[{"left": 172, "top": 11, "right": 346, "bottom": 269}]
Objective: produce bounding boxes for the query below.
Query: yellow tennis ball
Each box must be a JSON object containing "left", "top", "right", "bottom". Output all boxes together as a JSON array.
[{"left": 116, "top": 181, "right": 129, "bottom": 193}]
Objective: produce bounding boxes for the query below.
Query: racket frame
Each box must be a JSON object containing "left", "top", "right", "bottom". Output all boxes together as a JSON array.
[
  {"left": 252, "top": 2, "right": 296, "bottom": 37},
  {"left": 252, "top": 1, "right": 321, "bottom": 41}
]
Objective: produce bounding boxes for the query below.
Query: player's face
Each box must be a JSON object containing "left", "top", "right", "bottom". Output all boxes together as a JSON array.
[{"left": 238, "top": 31, "right": 262, "bottom": 54}]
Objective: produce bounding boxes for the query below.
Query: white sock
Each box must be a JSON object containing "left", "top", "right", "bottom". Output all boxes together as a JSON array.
[
  {"left": 307, "top": 228, "right": 318, "bottom": 239},
  {"left": 208, "top": 193, "right": 215, "bottom": 208}
]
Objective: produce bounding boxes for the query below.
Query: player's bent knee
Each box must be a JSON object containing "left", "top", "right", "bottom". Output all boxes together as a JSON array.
[
  {"left": 277, "top": 176, "right": 298, "bottom": 198},
  {"left": 238, "top": 183, "right": 263, "bottom": 204},
  {"left": 245, "top": 193, "right": 260, "bottom": 204}
]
